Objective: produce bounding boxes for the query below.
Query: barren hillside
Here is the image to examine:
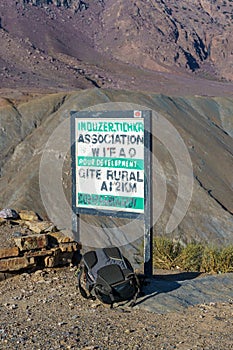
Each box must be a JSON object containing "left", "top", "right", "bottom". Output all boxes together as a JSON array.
[
  {"left": 0, "top": 0, "right": 233, "bottom": 94},
  {"left": 0, "top": 89, "right": 232, "bottom": 247}
]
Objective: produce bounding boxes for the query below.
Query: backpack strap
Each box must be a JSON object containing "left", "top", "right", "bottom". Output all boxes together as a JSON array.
[
  {"left": 77, "top": 266, "right": 95, "bottom": 300},
  {"left": 94, "top": 280, "right": 115, "bottom": 308},
  {"left": 128, "top": 273, "right": 141, "bottom": 307},
  {"left": 77, "top": 266, "right": 88, "bottom": 299},
  {"left": 96, "top": 265, "right": 140, "bottom": 308}
]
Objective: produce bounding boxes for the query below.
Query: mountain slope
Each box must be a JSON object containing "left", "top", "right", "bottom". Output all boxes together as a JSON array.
[
  {"left": 0, "top": 89, "right": 232, "bottom": 247},
  {"left": 0, "top": 0, "right": 233, "bottom": 94},
  {"left": 95, "top": 0, "right": 233, "bottom": 80}
]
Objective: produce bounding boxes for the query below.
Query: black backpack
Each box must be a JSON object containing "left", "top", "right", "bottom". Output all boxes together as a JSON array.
[{"left": 77, "top": 247, "right": 140, "bottom": 307}]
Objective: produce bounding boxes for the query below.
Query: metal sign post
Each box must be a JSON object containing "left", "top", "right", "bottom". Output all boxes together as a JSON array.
[
  {"left": 143, "top": 122, "right": 153, "bottom": 276},
  {"left": 71, "top": 110, "right": 153, "bottom": 276}
]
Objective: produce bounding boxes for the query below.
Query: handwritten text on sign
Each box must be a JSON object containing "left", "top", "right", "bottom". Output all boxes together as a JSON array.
[{"left": 75, "top": 118, "right": 144, "bottom": 213}]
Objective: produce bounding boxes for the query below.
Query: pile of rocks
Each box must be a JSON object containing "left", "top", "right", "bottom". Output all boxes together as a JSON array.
[{"left": 0, "top": 209, "right": 81, "bottom": 277}]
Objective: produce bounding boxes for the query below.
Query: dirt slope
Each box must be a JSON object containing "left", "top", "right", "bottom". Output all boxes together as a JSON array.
[
  {"left": 0, "top": 0, "right": 233, "bottom": 94},
  {"left": 0, "top": 89, "right": 232, "bottom": 247}
]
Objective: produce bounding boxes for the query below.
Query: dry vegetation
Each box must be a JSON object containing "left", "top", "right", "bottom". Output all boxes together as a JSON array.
[{"left": 152, "top": 237, "right": 233, "bottom": 273}]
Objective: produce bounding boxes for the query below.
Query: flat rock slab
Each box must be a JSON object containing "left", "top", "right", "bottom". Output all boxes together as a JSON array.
[{"left": 136, "top": 272, "right": 233, "bottom": 313}]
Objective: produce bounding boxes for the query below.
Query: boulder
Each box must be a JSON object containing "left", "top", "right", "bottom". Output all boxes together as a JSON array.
[
  {"left": 0, "top": 247, "right": 19, "bottom": 259},
  {"left": 44, "top": 250, "right": 76, "bottom": 267},
  {"left": 48, "top": 231, "right": 75, "bottom": 244},
  {"left": 24, "top": 221, "right": 57, "bottom": 234},
  {"left": 0, "top": 208, "right": 19, "bottom": 219},
  {"left": 44, "top": 247, "right": 61, "bottom": 268},
  {"left": 19, "top": 210, "right": 39, "bottom": 221},
  {"left": 0, "top": 256, "right": 35, "bottom": 272},
  {"left": 0, "top": 218, "right": 7, "bottom": 226},
  {"left": 14, "top": 234, "right": 48, "bottom": 251},
  {"left": 59, "top": 242, "right": 80, "bottom": 252}
]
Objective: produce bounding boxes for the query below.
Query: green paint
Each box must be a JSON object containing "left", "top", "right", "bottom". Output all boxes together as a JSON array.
[
  {"left": 78, "top": 156, "right": 144, "bottom": 170},
  {"left": 78, "top": 193, "right": 144, "bottom": 210}
]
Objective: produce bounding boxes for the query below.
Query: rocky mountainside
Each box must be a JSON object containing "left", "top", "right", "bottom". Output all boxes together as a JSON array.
[
  {"left": 94, "top": 0, "right": 233, "bottom": 80},
  {"left": 0, "top": 1, "right": 232, "bottom": 248},
  {"left": 17, "top": 0, "right": 233, "bottom": 80},
  {"left": 0, "top": 0, "right": 233, "bottom": 94},
  {"left": 0, "top": 89, "right": 232, "bottom": 248}
]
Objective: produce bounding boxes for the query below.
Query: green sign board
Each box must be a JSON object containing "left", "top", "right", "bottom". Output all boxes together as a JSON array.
[
  {"left": 71, "top": 110, "right": 153, "bottom": 276},
  {"left": 74, "top": 114, "right": 145, "bottom": 214}
]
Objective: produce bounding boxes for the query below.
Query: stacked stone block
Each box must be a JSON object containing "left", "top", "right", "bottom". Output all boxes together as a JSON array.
[{"left": 0, "top": 210, "right": 81, "bottom": 274}]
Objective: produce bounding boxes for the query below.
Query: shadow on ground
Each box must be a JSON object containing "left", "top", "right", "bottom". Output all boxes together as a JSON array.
[
  {"left": 135, "top": 272, "right": 233, "bottom": 313},
  {"left": 136, "top": 272, "right": 201, "bottom": 306}
]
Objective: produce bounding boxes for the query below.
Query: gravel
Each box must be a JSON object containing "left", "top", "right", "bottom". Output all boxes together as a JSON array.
[
  {"left": 1, "top": 267, "right": 233, "bottom": 350},
  {"left": 0, "top": 222, "right": 32, "bottom": 249}
]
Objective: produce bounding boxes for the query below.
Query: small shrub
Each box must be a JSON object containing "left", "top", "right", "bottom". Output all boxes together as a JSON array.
[
  {"left": 152, "top": 237, "right": 233, "bottom": 274},
  {"left": 218, "top": 246, "right": 233, "bottom": 273},
  {"left": 176, "top": 242, "right": 204, "bottom": 272},
  {"left": 153, "top": 237, "right": 182, "bottom": 270},
  {"left": 201, "top": 246, "right": 219, "bottom": 273}
]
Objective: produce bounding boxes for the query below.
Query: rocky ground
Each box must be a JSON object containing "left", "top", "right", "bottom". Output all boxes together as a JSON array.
[
  {"left": 1, "top": 217, "right": 233, "bottom": 349},
  {"left": 0, "top": 220, "right": 33, "bottom": 249},
  {"left": 0, "top": 266, "right": 233, "bottom": 350},
  {"left": 0, "top": 1, "right": 233, "bottom": 95}
]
